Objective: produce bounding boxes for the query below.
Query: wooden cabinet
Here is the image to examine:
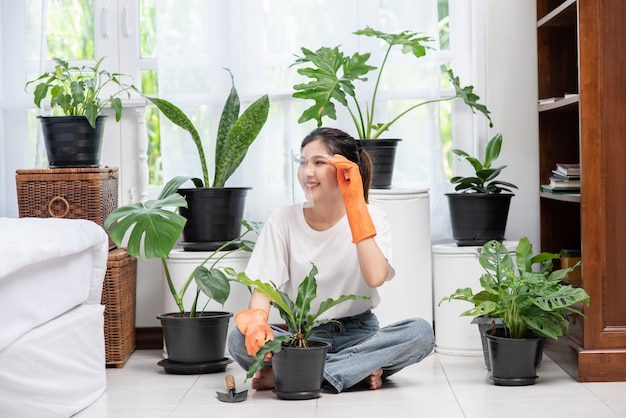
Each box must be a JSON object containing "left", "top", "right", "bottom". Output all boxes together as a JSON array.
[{"left": 537, "top": 0, "right": 626, "bottom": 381}]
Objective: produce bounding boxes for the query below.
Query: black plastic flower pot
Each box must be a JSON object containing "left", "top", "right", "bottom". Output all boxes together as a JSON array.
[
  {"left": 39, "top": 115, "right": 106, "bottom": 168},
  {"left": 446, "top": 193, "right": 513, "bottom": 246},
  {"left": 177, "top": 187, "right": 250, "bottom": 251},
  {"left": 357, "top": 139, "right": 401, "bottom": 189},
  {"left": 272, "top": 341, "right": 330, "bottom": 400},
  {"left": 486, "top": 328, "right": 544, "bottom": 386},
  {"left": 157, "top": 311, "right": 233, "bottom": 364}
]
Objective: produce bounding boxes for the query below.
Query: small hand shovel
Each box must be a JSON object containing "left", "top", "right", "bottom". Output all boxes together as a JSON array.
[{"left": 216, "top": 374, "right": 248, "bottom": 403}]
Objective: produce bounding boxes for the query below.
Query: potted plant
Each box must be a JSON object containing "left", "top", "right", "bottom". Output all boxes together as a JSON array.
[
  {"left": 446, "top": 133, "right": 518, "bottom": 246},
  {"left": 145, "top": 69, "right": 270, "bottom": 251},
  {"left": 440, "top": 237, "right": 590, "bottom": 385},
  {"left": 236, "top": 264, "right": 369, "bottom": 400},
  {"left": 291, "top": 26, "right": 492, "bottom": 188},
  {"left": 104, "top": 181, "right": 263, "bottom": 371},
  {"left": 25, "top": 57, "right": 137, "bottom": 167}
]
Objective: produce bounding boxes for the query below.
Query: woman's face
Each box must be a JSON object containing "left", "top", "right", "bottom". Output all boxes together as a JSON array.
[{"left": 297, "top": 139, "right": 339, "bottom": 203}]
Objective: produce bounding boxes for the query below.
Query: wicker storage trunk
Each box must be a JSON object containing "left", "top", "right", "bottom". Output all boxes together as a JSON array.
[
  {"left": 104, "top": 248, "right": 137, "bottom": 367},
  {"left": 15, "top": 167, "right": 119, "bottom": 248}
]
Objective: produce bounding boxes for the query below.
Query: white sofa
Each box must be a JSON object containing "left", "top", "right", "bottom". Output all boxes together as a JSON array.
[{"left": 0, "top": 217, "right": 109, "bottom": 417}]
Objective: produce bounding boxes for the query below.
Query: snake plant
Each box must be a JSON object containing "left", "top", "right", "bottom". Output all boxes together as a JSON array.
[{"left": 146, "top": 69, "right": 270, "bottom": 188}]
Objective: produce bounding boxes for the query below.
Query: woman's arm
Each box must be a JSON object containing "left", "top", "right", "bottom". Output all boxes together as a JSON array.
[
  {"left": 248, "top": 288, "right": 272, "bottom": 312},
  {"left": 356, "top": 237, "right": 389, "bottom": 288}
]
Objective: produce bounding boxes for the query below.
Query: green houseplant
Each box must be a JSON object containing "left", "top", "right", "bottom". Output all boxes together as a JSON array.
[
  {"left": 104, "top": 182, "right": 262, "bottom": 367},
  {"left": 145, "top": 69, "right": 270, "bottom": 251},
  {"left": 291, "top": 27, "right": 491, "bottom": 188},
  {"left": 236, "top": 264, "right": 369, "bottom": 400},
  {"left": 25, "top": 57, "right": 137, "bottom": 167},
  {"left": 440, "top": 237, "right": 590, "bottom": 385},
  {"left": 446, "top": 133, "right": 518, "bottom": 246}
]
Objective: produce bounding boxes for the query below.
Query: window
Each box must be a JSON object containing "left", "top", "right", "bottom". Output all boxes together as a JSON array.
[{"left": 1, "top": 0, "right": 482, "bottom": 240}]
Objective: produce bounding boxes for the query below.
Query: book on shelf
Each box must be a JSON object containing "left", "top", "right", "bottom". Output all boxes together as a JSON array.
[
  {"left": 538, "top": 93, "right": 578, "bottom": 105},
  {"left": 555, "top": 163, "right": 581, "bottom": 176},
  {"left": 549, "top": 177, "right": 581, "bottom": 188},
  {"left": 551, "top": 170, "right": 580, "bottom": 181},
  {"left": 541, "top": 184, "right": 580, "bottom": 194}
]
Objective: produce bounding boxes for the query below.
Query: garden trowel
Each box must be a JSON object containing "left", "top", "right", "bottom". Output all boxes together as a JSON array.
[{"left": 216, "top": 374, "right": 248, "bottom": 403}]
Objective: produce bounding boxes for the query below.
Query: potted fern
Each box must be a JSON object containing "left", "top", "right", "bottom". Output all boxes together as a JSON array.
[
  {"left": 291, "top": 27, "right": 492, "bottom": 188},
  {"left": 146, "top": 69, "right": 270, "bottom": 251},
  {"left": 440, "top": 237, "right": 589, "bottom": 385},
  {"left": 25, "top": 57, "right": 137, "bottom": 167},
  {"left": 236, "top": 264, "right": 369, "bottom": 400},
  {"left": 446, "top": 133, "right": 518, "bottom": 246},
  {"left": 105, "top": 182, "right": 262, "bottom": 370}
]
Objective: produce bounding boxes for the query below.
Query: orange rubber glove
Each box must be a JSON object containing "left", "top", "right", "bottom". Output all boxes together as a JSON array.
[
  {"left": 330, "top": 155, "right": 376, "bottom": 243},
  {"left": 235, "top": 309, "right": 274, "bottom": 358}
]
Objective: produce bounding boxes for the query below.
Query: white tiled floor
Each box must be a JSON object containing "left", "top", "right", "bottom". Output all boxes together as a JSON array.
[{"left": 75, "top": 349, "right": 626, "bottom": 418}]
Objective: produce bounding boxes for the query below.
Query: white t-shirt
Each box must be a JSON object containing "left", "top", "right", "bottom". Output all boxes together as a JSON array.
[{"left": 245, "top": 202, "right": 395, "bottom": 320}]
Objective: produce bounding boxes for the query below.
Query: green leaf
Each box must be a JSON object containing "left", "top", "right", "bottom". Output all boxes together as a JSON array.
[
  {"left": 292, "top": 46, "right": 375, "bottom": 127},
  {"left": 213, "top": 92, "right": 270, "bottom": 187},
  {"left": 158, "top": 175, "right": 191, "bottom": 199},
  {"left": 104, "top": 193, "right": 187, "bottom": 260},
  {"left": 214, "top": 70, "right": 240, "bottom": 179},
  {"left": 447, "top": 69, "right": 493, "bottom": 127},
  {"left": 245, "top": 336, "right": 289, "bottom": 380},
  {"left": 146, "top": 96, "right": 208, "bottom": 187},
  {"left": 194, "top": 267, "right": 230, "bottom": 305},
  {"left": 484, "top": 133, "right": 502, "bottom": 167},
  {"left": 295, "top": 264, "right": 318, "bottom": 329},
  {"left": 353, "top": 26, "right": 432, "bottom": 59}
]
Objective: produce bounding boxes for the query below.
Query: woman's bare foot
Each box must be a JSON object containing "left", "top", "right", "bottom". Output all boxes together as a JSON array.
[
  {"left": 251, "top": 366, "right": 275, "bottom": 390},
  {"left": 366, "top": 368, "right": 383, "bottom": 390}
]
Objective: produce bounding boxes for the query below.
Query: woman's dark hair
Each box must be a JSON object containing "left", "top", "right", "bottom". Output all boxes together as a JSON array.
[{"left": 301, "top": 127, "right": 373, "bottom": 202}]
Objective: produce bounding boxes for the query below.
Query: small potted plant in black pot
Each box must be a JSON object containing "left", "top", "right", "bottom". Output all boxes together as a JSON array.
[
  {"left": 291, "top": 27, "right": 492, "bottom": 188},
  {"left": 446, "top": 133, "right": 518, "bottom": 246},
  {"left": 440, "top": 237, "right": 590, "bottom": 386},
  {"left": 25, "top": 57, "right": 137, "bottom": 167},
  {"left": 236, "top": 264, "right": 368, "bottom": 400}
]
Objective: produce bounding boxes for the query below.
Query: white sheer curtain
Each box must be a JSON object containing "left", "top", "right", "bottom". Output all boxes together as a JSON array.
[{"left": 154, "top": 0, "right": 450, "bottom": 238}]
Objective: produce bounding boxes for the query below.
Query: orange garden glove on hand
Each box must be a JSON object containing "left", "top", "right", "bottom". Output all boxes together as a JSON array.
[
  {"left": 235, "top": 309, "right": 274, "bottom": 358},
  {"left": 330, "top": 155, "right": 377, "bottom": 243}
]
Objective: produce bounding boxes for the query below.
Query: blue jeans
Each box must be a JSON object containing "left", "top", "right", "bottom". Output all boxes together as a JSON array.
[{"left": 227, "top": 310, "right": 434, "bottom": 393}]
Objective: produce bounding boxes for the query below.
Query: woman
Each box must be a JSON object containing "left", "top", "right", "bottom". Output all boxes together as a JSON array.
[{"left": 228, "top": 127, "right": 434, "bottom": 393}]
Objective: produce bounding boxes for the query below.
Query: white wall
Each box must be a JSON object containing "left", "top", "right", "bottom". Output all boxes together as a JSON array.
[{"left": 483, "top": 1, "right": 540, "bottom": 250}]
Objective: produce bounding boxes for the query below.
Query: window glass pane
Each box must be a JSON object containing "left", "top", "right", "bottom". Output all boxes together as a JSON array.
[
  {"left": 141, "top": 69, "right": 161, "bottom": 186},
  {"left": 46, "top": 0, "right": 95, "bottom": 60},
  {"left": 438, "top": 0, "right": 450, "bottom": 50},
  {"left": 140, "top": 0, "right": 157, "bottom": 58}
]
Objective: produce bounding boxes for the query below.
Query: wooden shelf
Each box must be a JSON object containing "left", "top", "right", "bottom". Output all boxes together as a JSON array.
[
  {"left": 539, "top": 192, "right": 580, "bottom": 203},
  {"left": 538, "top": 94, "right": 579, "bottom": 112},
  {"left": 537, "top": 0, "right": 577, "bottom": 28},
  {"left": 537, "top": 0, "right": 626, "bottom": 382}
]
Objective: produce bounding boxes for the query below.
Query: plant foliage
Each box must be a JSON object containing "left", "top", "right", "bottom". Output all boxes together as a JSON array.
[
  {"left": 236, "top": 263, "right": 369, "bottom": 379},
  {"left": 104, "top": 176, "right": 263, "bottom": 316},
  {"left": 146, "top": 69, "right": 270, "bottom": 188},
  {"left": 440, "top": 237, "right": 590, "bottom": 339},
  {"left": 292, "top": 26, "right": 492, "bottom": 139},
  {"left": 25, "top": 57, "right": 137, "bottom": 128},
  {"left": 449, "top": 133, "right": 518, "bottom": 194}
]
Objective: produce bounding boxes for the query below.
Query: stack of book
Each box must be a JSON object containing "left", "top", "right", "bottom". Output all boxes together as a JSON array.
[{"left": 541, "top": 163, "right": 581, "bottom": 193}]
